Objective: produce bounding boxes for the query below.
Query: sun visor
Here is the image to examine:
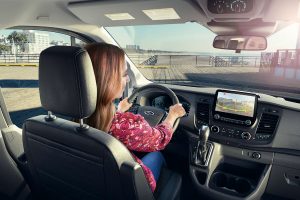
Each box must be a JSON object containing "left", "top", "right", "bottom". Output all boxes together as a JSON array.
[{"left": 68, "top": 0, "right": 206, "bottom": 26}]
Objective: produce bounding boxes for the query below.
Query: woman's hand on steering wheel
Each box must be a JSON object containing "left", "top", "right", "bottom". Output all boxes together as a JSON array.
[
  {"left": 127, "top": 84, "right": 183, "bottom": 131},
  {"left": 117, "top": 97, "right": 133, "bottom": 112},
  {"left": 163, "top": 103, "right": 186, "bottom": 126}
]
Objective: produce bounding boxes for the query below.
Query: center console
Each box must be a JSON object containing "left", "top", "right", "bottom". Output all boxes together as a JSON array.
[
  {"left": 210, "top": 89, "right": 261, "bottom": 143},
  {"left": 189, "top": 89, "right": 276, "bottom": 199},
  {"left": 209, "top": 158, "right": 266, "bottom": 197},
  {"left": 194, "top": 89, "right": 281, "bottom": 146},
  {"left": 189, "top": 134, "right": 272, "bottom": 199}
]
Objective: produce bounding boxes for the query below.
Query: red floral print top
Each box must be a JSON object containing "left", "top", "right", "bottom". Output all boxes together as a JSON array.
[{"left": 109, "top": 111, "right": 173, "bottom": 192}]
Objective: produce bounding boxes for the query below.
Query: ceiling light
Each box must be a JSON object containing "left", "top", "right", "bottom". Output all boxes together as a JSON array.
[
  {"left": 105, "top": 13, "right": 135, "bottom": 21},
  {"left": 143, "top": 8, "right": 180, "bottom": 20}
]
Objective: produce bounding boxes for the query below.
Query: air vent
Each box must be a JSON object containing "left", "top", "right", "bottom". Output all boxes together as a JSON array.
[
  {"left": 256, "top": 113, "right": 279, "bottom": 140},
  {"left": 196, "top": 102, "right": 210, "bottom": 124}
]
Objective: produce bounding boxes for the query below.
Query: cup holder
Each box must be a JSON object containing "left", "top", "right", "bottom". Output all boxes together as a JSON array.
[
  {"left": 211, "top": 172, "right": 253, "bottom": 197},
  {"left": 235, "top": 178, "right": 252, "bottom": 194},
  {"left": 215, "top": 172, "right": 227, "bottom": 188}
]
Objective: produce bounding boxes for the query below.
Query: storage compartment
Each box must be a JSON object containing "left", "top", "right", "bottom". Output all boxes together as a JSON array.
[
  {"left": 262, "top": 153, "right": 300, "bottom": 200},
  {"left": 209, "top": 157, "right": 266, "bottom": 197},
  {"left": 211, "top": 171, "right": 254, "bottom": 196},
  {"left": 265, "top": 165, "right": 300, "bottom": 200}
]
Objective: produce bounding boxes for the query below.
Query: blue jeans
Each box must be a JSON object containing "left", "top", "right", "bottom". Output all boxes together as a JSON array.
[{"left": 141, "top": 151, "right": 166, "bottom": 181}]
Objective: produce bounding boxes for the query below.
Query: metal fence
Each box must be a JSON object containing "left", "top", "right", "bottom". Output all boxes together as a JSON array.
[
  {"left": 127, "top": 53, "right": 262, "bottom": 68},
  {"left": 0, "top": 54, "right": 39, "bottom": 63},
  {"left": 0, "top": 53, "right": 266, "bottom": 68}
]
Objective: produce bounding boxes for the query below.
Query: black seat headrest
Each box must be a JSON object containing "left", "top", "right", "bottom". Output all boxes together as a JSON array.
[{"left": 39, "top": 46, "right": 97, "bottom": 119}]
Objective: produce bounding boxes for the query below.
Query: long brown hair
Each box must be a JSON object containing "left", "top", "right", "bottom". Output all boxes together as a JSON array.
[{"left": 85, "top": 43, "right": 125, "bottom": 132}]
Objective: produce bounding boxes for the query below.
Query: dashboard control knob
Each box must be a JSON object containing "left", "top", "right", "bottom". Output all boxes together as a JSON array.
[
  {"left": 245, "top": 120, "right": 252, "bottom": 126},
  {"left": 214, "top": 114, "right": 220, "bottom": 120},
  {"left": 211, "top": 125, "right": 220, "bottom": 133},
  {"left": 241, "top": 132, "right": 251, "bottom": 140},
  {"left": 252, "top": 152, "right": 261, "bottom": 159}
]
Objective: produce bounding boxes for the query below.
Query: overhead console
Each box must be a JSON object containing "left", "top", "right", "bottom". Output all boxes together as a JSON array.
[
  {"left": 207, "top": 0, "right": 254, "bottom": 14},
  {"left": 196, "top": 0, "right": 266, "bottom": 22},
  {"left": 196, "top": 0, "right": 300, "bottom": 23},
  {"left": 195, "top": 0, "right": 278, "bottom": 37}
]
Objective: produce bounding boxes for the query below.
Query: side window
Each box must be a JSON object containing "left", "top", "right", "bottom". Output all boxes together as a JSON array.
[
  {"left": 75, "top": 38, "right": 87, "bottom": 47},
  {"left": 0, "top": 29, "right": 86, "bottom": 127}
]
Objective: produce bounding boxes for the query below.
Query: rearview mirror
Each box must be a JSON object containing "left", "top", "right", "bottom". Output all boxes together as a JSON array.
[{"left": 213, "top": 36, "right": 267, "bottom": 51}]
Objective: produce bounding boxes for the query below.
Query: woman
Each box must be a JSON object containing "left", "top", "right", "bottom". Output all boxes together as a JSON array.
[{"left": 85, "top": 43, "right": 186, "bottom": 192}]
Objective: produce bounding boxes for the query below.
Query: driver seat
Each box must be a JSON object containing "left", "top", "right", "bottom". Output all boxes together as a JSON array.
[{"left": 22, "top": 46, "right": 181, "bottom": 200}]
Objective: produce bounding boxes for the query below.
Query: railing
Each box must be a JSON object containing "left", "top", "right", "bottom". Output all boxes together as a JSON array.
[
  {"left": 260, "top": 52, "right": 276, "bottom": 72},
  {"left": 0, "top": 54, "right": 39, "bottom": 63},
  {"left": 0, "top": 53, "right": 264, "bottom": 68},
  {"left": 127, "top": 53, "right": 262, "bottom": 68}
]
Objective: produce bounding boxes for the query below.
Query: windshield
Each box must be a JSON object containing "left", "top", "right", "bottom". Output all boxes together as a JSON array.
[{"left": 105, "top": 22, "right": 300, "bottom": 99}]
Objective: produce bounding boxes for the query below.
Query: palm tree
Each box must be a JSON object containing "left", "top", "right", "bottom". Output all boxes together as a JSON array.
[
  {"left": 0, "top": 44, "right": 10, "bottom": 54},
  {"left": 7, "top": 31, "right": 28, "bottom": 52}
]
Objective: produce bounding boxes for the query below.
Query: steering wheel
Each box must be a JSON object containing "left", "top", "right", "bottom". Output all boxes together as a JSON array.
[{"left": 128, "top": 84, "right": 180, "bottom": 131}]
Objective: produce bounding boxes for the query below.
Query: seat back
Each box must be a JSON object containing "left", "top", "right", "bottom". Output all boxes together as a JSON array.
[{"left": 22, "top": 46, "right": 154, "bottom": 200}]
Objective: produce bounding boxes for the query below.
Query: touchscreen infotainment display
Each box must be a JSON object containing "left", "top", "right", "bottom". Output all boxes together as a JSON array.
[{"left": 215, "top": 91, "right": 256, "bottom": 117}]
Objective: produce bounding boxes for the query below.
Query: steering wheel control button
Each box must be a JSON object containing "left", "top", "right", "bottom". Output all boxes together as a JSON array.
[
  {"left": 211, "top": 125, "right": 220, "bottom": 133},
  {"left": 252, "top": 152, "right": 261, "bottom": 159},
  {"left": 241, "top": 132, "right": 251, "bottom": 140}
]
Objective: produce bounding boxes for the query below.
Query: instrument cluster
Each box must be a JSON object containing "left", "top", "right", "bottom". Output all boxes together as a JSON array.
[{"left": 151, "top": 95, "right": 190, "bottom": 116}]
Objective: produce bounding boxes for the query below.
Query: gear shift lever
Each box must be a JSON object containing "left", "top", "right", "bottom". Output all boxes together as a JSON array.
[
  {"left": 195, "top": 125, "right": 211, "bottom": 166},
  {"left": 199, "top": 125, "right": 209, "bottom": 150}
]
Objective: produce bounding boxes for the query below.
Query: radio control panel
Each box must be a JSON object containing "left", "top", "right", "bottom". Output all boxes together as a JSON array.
[
  {"left": 210, "top": 125, "right": 253, "bottom": 141},
  {"left": 208, "top": 110, "right": 279, "bottom": 145},
  {"left": 213, "top": 114, "right": 252, "bottom": 126}
]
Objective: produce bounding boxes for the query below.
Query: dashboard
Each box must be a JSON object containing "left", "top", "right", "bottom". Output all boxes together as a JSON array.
[
  {"left": 138, "top": 85, "right": 300, "bottom": 152},
  {"left": 135, "top": 85, "right": 300, "bottom": 199}
]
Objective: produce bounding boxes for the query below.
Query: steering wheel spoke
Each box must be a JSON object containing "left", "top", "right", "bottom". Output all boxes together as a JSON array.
[
  {"left": 128, "top": 84, "right": 180, "bottom": 131},
  {"left": 128, "top": 103, "right": 140, "bottom": 114}
]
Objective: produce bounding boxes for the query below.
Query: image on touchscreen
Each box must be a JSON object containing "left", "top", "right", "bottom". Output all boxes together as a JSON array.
[{"left": 216, "top": 92, "right": 255, "bottom": 117}]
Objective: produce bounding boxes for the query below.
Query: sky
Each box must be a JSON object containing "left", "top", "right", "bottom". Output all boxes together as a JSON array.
[{"left": 106, "top": 22, "right": 300, "bottom": 54}]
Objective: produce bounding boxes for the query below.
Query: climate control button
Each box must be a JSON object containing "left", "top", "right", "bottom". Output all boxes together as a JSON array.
[
  {"left": 241, "top": 132, "right": 251, "bottom": 140},
  {"left": 214, "top": 114, "right": 220, "bottom": 120},
  {"left": 245, "top": 120, "right": 252, "bottom": 126},
  {"left": 211, "top": 125, "right": 220, "bottom": 133}
]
